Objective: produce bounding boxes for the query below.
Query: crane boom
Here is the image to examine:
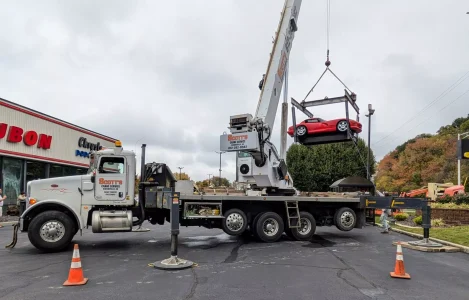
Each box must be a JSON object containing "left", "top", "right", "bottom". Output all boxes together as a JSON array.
[
  {"left": 220, "top": 0, "right": 302, "bottom": 195},
  {"left": 255, "top": 0, "right": 301, "bottom": 131}
]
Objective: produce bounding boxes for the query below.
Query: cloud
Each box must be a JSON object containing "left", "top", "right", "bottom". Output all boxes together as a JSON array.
[{"left": 1, "top": 0, "right": 468, "bottom": 182}]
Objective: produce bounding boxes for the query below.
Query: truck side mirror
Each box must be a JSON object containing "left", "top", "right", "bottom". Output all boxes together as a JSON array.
[{"left": 91, "top": 175, "right": 95, "bottom": 183}]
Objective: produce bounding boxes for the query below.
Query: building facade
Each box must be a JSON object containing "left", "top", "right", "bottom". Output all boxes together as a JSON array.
[{"left": 0, "top": 98, "right": 118, "bottom": 212}]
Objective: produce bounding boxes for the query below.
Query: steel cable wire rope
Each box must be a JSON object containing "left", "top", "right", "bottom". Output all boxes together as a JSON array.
[
  {"left": 374, "top": 87, "right": 469, "bottom": 151},
  {"left": 372, "top": 70, "right": 469, "bottom": 147}
]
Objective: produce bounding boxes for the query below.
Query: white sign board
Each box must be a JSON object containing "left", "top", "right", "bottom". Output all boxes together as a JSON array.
[{"left": 220, "top": 132, "right": 260, "bottom": 152}]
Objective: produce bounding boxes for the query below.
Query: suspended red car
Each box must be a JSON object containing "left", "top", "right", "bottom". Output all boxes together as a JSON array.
[{"left": 287, "top": 117, "right": 362, "bottom": 138}]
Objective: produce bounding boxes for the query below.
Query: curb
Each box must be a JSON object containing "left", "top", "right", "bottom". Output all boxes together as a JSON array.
[
  {"left": 376, "top": 223, "right": 469, "bottom": 254},
  {"left": 0, "top": 222, "right": 17, "bottom": 226}
]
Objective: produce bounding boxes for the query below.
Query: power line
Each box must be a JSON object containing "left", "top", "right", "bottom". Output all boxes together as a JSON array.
[
  {"left": 374, "top": 87, "right": 469, "bottom": 150},
  {"left": 372, "top": 70, "right": 469, "bottom": 147}
]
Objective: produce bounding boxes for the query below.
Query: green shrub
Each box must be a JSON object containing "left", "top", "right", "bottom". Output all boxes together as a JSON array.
[
  {"left": 413, "top": 215, "right": 422, "bottom": 226},
  {"left": 431, "top": 218, "right": 445, "bottom": 227},
  {"left": 394, "top": 213, "right": 409, "bottom": 221},
  {"left": 438, "top": 195, "right": 453, "bottom": 203},
  {"left": 453, "top": 194, "right": 469, "bottom": 205}
]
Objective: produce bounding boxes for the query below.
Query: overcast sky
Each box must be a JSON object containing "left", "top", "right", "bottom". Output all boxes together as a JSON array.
[{"left": 1, "top": 0, "right": 468, "bottom": 182}]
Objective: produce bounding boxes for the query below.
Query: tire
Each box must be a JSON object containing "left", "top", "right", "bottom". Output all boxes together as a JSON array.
[
  {"left": 334, "top": 207, "right": 357, "bottom": 231},
  {"left": 250, "top": 213, "right": 264, "bottom": 239},
  {"left": 255, "top": 212, "right": 284, "bottom": 243},
  {"left": 222, "top": 209, "right": 248, "bottom": 236},
  {"left": 28, "top": 210, "right": 76, "bottom": 252},
  {"left": 289, "top": 212, "right": 316, "bottom": 241},
  {"left": 336, "top": 120, "right": 349, "bottom": 132},
  {"left": 296, "top": 125, "right": 308, "bottom": 137}
]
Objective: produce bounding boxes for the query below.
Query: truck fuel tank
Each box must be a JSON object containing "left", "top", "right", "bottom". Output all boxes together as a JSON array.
[{"left": 91, "top": 210, "right": 133, "bottom": 233}]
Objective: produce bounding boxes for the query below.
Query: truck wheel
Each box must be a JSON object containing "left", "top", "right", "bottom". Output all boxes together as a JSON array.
[
  {"left": 222, "top": 209, "right": 248, "bottom": 236},
  {"left": 255, "top": 212, "right": 284, "bottom": 243},
  {"left": 289, "top": 212, "right": 316, "bottom": 241},
  {"left": 28, "top": 210, "right": 76, "bottom": 252},
  {"left": 334, "top": 207, "right": 356, "bottom": 231},
  {"left": 250, "top": 212, "right": 263, "bottom": 239}
]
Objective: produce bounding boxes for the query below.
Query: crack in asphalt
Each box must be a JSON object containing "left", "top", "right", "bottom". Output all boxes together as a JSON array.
[
  {"left": 14, "top": 259, "right": 70, "bottom": 275},
  {"left": 222, "top": 240, "right": 245, "bottom": 263},
  {"left": 312, "top": 238, "right": 390, "bottom": 299},
  {"left": 184, "top": 267, "right": 199, "bottom": 299}
]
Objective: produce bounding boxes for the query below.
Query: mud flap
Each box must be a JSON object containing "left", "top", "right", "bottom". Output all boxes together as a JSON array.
[{"left": 5, "top": 223, "right": 19, "bottom": 249}]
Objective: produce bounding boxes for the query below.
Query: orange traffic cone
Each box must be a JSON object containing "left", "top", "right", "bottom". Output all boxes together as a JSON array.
[
  {"left": 63, "top": 244, "right": 89, "bottom": 286},
  {"left": 390, "top": 243, "right": 411, "bottom": 279}
]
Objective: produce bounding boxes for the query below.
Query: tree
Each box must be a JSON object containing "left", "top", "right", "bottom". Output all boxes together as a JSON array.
[
  {"left": 286, "top": 137, "right": 376, "bottom": 192},
  {"left": 211, "top": 176, "right": 230, "bottom": 187},
  {"left": 375, "top": 114, "right": 469, "bottom": 192},
  {"left": 173, "top": 172, "right": 191, "bottom": 180},
  {"left": 196, "top": 177, "right": 230, "bottom": 188}
]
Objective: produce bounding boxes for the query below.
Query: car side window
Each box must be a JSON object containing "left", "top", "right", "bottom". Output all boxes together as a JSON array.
[{"left": 305, "top": 119, "right": 318, "bottom": 123}]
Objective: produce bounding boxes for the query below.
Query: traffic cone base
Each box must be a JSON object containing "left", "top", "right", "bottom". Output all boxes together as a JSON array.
[
  {"left": 390, "top": 244, "right": 411, "bottom": 279},
  {"left": 63, "top": 244, "right": 88, "bottom": 286},
  {"left": 390, "top": 271, "right": 411, "bottom": 279}
]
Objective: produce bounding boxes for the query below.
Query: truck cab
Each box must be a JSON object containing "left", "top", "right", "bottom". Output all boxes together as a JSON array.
[{"left": 20, "top": 140, "right": 138, "bottom": 252}]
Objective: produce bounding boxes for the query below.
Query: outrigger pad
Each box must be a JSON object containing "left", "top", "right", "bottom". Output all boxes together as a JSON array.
[{"left": 298, "top": 132, "right": 357, "bottom": 146}]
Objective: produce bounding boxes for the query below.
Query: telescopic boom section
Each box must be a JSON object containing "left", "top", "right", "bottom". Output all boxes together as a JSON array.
[
  {"left": 255, "top": 0, "right": 301, "bottom": 132},
  {"left": 220, "top": 0, "right": 302, "bottom": 156}
]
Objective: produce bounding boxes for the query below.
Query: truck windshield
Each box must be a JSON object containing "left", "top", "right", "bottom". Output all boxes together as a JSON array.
[{"left": 87, "top": 153, "right": 97, "bottom": 174}]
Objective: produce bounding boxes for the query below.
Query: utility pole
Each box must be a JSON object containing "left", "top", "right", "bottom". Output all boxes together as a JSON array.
[
  {"left": 365, "top": 104, "right": 375, "bottom": 180},
  {"left": 207, "top": 174, "right": 212, "bottom": 187},
  {"left": 457, "top": 131, "right": 469, "bottom": 186},
  {"left": 177, "top": 167, "right": 184, "bottom": 180},
  {"left": 215, "top": 151, "right": 226, "bottom": 187}
]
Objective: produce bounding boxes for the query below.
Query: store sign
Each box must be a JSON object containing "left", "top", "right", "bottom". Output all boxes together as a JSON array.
[
  {"left": 75, "top": 137, "right": 103, "bottom": 158},
  {"left": 0, "top": 123, "right": 52, "bottom": 149}
]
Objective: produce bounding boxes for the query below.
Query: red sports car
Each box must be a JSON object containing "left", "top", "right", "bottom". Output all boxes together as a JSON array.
[{"left": 287, "top": 117, "right": 362, "bottom": 138}]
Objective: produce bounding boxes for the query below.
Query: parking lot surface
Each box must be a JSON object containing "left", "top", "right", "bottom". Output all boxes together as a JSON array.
[{"left": 1, "top": 224, "right": 469, "bottom": 300}]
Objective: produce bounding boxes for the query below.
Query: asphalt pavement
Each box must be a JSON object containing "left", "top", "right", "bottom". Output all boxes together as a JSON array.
[{"left": 1, "top": 223, "right": 468, "bottom": 300}]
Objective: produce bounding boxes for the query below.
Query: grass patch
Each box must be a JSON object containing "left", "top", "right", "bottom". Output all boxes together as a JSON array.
[
  {"left": 393, "top": 224, "right": 469, "bottom": 247},
  {"left": 431, "top": 203, "right": 469, "bottom": 209},
  {"left": 373, "top": 215, "right": 469, "bottom": 247}
]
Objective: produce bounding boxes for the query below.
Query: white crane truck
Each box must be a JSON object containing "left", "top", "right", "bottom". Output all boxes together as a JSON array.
[{"left": 12, "top": 0, "right": 368, "bottom": 252}]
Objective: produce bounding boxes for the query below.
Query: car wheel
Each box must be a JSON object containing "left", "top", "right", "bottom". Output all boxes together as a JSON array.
[
  {"left": 296, "top": 125, "right": 307, "bottom": 136},
  {"left": 336, "top": 120, "right": 349, "bottom": 132}
]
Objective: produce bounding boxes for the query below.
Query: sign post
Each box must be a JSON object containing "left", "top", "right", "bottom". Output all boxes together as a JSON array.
[{"left": 153, "top": 192, "right": 194, "bottom": 270}]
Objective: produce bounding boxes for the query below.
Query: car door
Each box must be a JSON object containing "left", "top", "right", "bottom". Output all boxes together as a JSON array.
[
  {"left": 94, "top": 155, "right": 127, "bottom": 201},
  {"left": 304, "top": 119, "right": 320, "bottom": 133}
]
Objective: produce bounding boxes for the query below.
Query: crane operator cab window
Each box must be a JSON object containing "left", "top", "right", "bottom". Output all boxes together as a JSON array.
[{"left": 94, "top": 156, "right": 127, "bottom": 201}]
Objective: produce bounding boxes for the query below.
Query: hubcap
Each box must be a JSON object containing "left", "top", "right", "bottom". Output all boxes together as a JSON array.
[
  {"left": 226, "top": 213, "right": 244, "bottom": 232},
  {"left": 298, "top": 218, "right": 312, "bottom": 235},
  {"left": 262, "top": 218, "right": 279, "bottom": 236},
  {"left": 296, "top": 126, "right": 307, "bottom": 136},
  {"left": 340, "top": 212, "right": 354, "bottom": 228},
  {"left": 337, "top": 121, "right": 348, "bottom": 131},
  {"left": 40, "top": 220, "right": 65, "bottom": 243}
]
